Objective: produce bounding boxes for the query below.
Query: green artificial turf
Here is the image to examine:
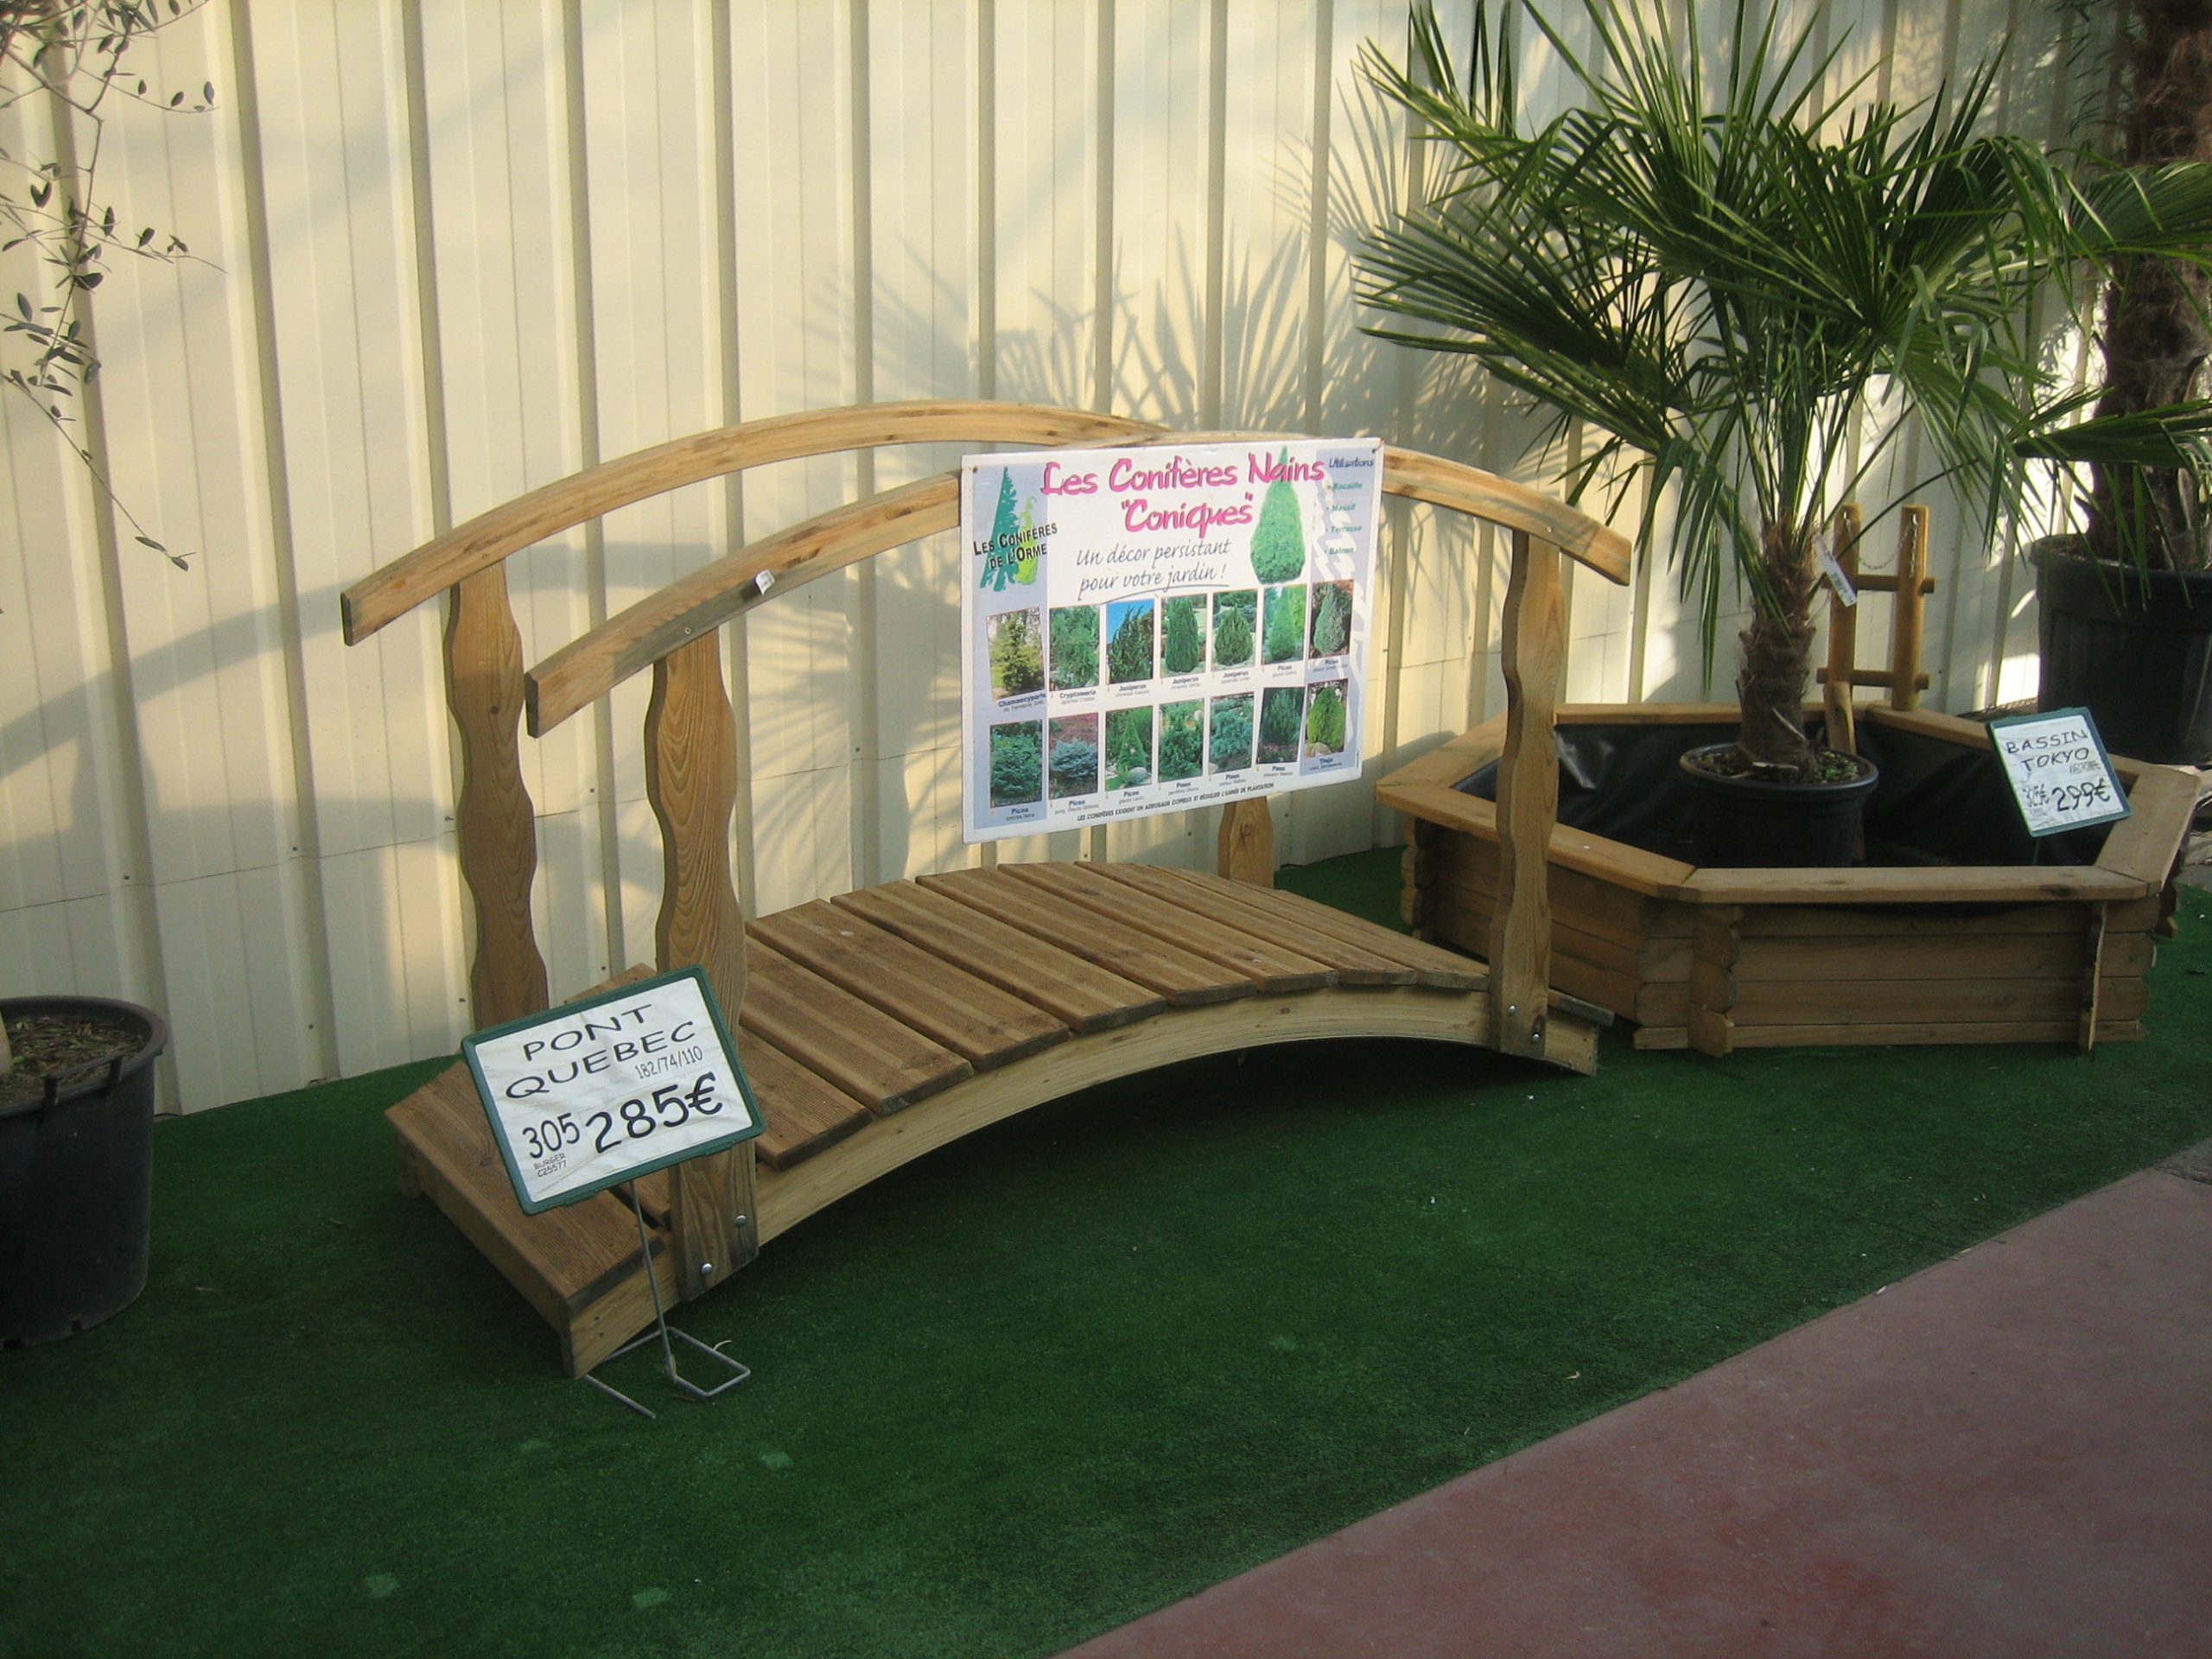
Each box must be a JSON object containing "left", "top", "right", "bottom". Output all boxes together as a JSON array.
[{"left": 7, "top": 858, "right": 2212, "bottom": 1659}]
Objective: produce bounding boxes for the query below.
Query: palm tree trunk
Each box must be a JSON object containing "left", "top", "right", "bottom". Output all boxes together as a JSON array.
[
  {"left": 1733, "top": 521, "right": 1821, "bottom": 777},
  {"left": 2087, "top": 0, "right": 2212, "bottom": 573}
]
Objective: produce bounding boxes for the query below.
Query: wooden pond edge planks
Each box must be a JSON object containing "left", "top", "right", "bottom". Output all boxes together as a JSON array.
[{"left": 1386, "top": 701, "right": 2191, "bottom": 1055}]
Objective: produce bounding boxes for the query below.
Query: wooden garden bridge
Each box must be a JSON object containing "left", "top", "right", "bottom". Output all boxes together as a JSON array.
[{"left": 342, "top": 402, "right": 1630, "bottom": 1376}]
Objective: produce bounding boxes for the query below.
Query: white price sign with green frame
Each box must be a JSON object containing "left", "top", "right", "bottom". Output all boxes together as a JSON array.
[
  {"left": 463, "top": 968, "right": 761, "bottom": 1215},
  {"left": 1986, "top": 707, "right": 2133, "bottom": 838}
]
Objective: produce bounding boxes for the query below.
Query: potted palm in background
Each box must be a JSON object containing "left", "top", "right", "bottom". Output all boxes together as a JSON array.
[
  {"left": 2035, "top": 0, "right": 2212, "bottom": 765},
  {"left": 1357, "top": 0, "right": 2212, "bottom": 864}
]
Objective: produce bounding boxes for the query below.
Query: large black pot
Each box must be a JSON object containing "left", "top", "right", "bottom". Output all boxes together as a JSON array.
[
  {"left": 1, "top": 996, "right": 168, "bottom": 1346},
  {"left": 2035, "top": 536, "right": 2212, "bottom": 766},
  {"left": 1677, "top": 746, "right": 1879, "bottom": 868}
]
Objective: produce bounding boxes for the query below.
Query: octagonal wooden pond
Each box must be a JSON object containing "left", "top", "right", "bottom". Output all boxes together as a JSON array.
[{"left": 1382, "top": 703, "right": 2200, "bottom": 1056}]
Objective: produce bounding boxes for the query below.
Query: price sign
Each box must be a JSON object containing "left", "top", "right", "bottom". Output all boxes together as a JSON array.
[
  {"left": 1816, "top": 537, "right": 1859, "bottom": 607},
  {"left": 1987, "top": 707, "right": 2133, "bottom": 838},
  {"left": 462, "top": 968, "right": 761, "bottom": 1215}
]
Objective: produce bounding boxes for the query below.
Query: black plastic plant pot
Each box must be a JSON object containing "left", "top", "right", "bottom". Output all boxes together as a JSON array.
[
  {"left": 1677, "top": 745, "right": 1880, "bottom": 869},
  {"left": 2035, "top": 536, "right": 2212, "bottom": 766},
  {"left": 0, "top": 996, "right": 169, "bottom": 1347}
]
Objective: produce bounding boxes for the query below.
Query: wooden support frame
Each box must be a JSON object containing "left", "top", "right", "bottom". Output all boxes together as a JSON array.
[{"left": 1819, "top": 502, "right": 1936, "bottom": 725}]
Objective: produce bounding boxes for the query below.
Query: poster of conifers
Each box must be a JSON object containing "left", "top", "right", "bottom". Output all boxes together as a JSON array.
[{"left": 960, "top": 437, "right": 1382, "bottom": 842}]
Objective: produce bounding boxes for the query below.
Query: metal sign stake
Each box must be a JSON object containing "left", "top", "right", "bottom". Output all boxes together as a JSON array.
[{"left": 581, "top": 1196, "right": 750, "bottom": 1421}]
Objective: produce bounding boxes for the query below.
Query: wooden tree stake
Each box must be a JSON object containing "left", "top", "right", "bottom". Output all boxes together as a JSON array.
[
  {"left": 1890, "top": 505, "right": 1929, "bottom": 711},
  {"left": 1822, "top": 504, "right": 1862, "bottom": 754}
]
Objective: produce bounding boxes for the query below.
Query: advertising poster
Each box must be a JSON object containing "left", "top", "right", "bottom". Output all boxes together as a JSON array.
[{"left": 960, "top": 437, "right": 1382, "bottom": 842}]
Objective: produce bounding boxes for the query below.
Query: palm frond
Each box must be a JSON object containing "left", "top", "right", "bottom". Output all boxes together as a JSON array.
[{"left": 1357, "top": 0, "right": 2212, "bottom": 614}]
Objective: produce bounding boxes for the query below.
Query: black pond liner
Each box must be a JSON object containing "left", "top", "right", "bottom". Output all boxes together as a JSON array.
[{"left": 1455, "top": 719, "right": 2115, "bottom": 870}]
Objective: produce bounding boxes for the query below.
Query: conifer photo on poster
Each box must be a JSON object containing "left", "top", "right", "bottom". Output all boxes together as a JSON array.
[
  {"left": 1262, "top": 585, "right": 1307, "bottom": 664},
  {"left": 988, "top": 721, "right": 1044, "bottom": 807},
  {"left": 1050, "top": 604, "right": 1101, "bottom": 690},
  {"left": 1209, "top": 693, "right": 1255, "bottom": 773},
  {"left": 1211, "top": 588, "right": 1256, "bottom": 668},
  {"left": 1304, "top": 679, "right": 1349, "bottom": 758},
  {"left": 1105, "top": 705, "right": 1154, "bottom": 791},
  {"left": 1048, "top": 714, "right": 1100, "bottom": 800},
  {"left": 1308, "top": 582, "right": 1352, "bottom": 658},
  {"left": 1257, "top": 685, "right": 1305, "bottom": 765},
  {"left": 1105, "top": 599, "right": 1156, "bottom": 685},
  {"left": 1160, "top": 595, "right": 1207, "bottom": 677},
  {"left": 1158, "top": 700, "right": 1205, "bottom": 782},
  {"left": 988, "top": 608, "right": 1045, "bottom": 700}
]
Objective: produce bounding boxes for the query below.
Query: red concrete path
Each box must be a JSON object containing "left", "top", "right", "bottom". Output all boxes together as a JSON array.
[{"left": 1068, "top": 1169, "right": 2212, "bottom": 1659}]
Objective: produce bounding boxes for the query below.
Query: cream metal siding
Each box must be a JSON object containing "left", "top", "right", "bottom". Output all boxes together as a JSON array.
[{"left": 0, "top": 0, "right": 2105, "bottom": 1111}]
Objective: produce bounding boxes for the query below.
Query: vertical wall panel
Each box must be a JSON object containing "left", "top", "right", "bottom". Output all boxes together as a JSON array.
[
  {"left": 578, "top": 0, "right": 729, "bottom": 972},
  {"left": 983, "top": 0, "right": 1101, "bottom": 872},
  {"left": 416, "top": 0, "right": 609, "bottom": 1005},
  {"left": 1099, "top": 0, "right": 1224, "bottom": 873},
  {"left": 861, "top": 0, "right": 978, "bottom": 888},
  {"left": 728, "top": 0, "right": 861, "bottom": 915},
  {"left": 251, "top": 0, "right": 462, "bottom": 1079},
  {"left": 64, "top": 5, "right": 318, "bottom": 1107}
]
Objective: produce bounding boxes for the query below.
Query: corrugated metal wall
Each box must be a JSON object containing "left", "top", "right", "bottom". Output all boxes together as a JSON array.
[{"left": 0, "top": 0, "right": 2105, "bottom": 1112}]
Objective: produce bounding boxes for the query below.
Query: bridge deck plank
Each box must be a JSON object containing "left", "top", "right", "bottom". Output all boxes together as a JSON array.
[
  {"left": 1007, "top": 862, "right": 1338, "bottom": 993},
  {"left": 736, "top": 1032, "right": 875, "bottom": 1171},
  {"left": 918, "top": 868, "right": 1259, "bottom": 1005},
  {"left": 738, "top": 940, "right": 974, "bottom": 1115},
  {"left": 750, "top": 901, "right": 1070, "bottom": 1069},
  {"left": 833, "top": 881, "right": 1168, "bottom": 1033},
  {"left": 1090, "top": 864, "right": 1417, "bottom": 985},
  {"left": 1140, "top": 864, "right": 1488, "bottom": 991}
]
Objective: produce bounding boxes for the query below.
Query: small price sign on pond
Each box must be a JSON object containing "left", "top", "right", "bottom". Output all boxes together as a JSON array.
[
  {"left": 1987, "top": 707, "right": 2132, "bottom": 838},
  {"left": 462, "top": 968, "right": 761, "bottom": 1215}
]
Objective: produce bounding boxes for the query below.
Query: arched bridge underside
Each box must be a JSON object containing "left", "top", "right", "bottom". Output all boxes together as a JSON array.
[{"left": 392, "top": 862, "right": 1598, "bottom": 1376}]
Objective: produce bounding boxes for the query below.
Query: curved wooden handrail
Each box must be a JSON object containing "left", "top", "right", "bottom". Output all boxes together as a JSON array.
[
  {"left": 340, "top": 399, "right": 1628, "bottom": 1060},
  {"left": 340, "top": 402, "right": 1169, "bottom": 643},
  {"left": 524, "top": 431, "right": 1632, "bottom": 734}
]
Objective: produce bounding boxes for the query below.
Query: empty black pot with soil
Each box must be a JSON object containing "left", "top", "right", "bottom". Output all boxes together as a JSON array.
[{"left": 1, "top": 997, "right": 169, "bottom": 1347}]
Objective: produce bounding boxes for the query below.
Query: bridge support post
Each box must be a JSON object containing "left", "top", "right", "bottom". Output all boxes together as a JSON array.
[
  {"left": 445, "top": 566, "right": 550, "bottom": 1027},
  {"left": 647, "top": 632, "right": 760, "bottom": 1296},
  {"left": 1217, "top": 798, "right": 1275, "bottom": 886},
  {"left": 1491, "top": 531, "right": 1560, "bottom": 1061}
]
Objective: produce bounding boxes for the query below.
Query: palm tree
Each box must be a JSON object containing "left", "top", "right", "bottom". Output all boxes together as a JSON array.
[
  {"left": 2085, "top": 0, "right": 2212, "bottom": 572},
  {"left": 1357, "top": 0, "right": 2212, "bottom": 780}
]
